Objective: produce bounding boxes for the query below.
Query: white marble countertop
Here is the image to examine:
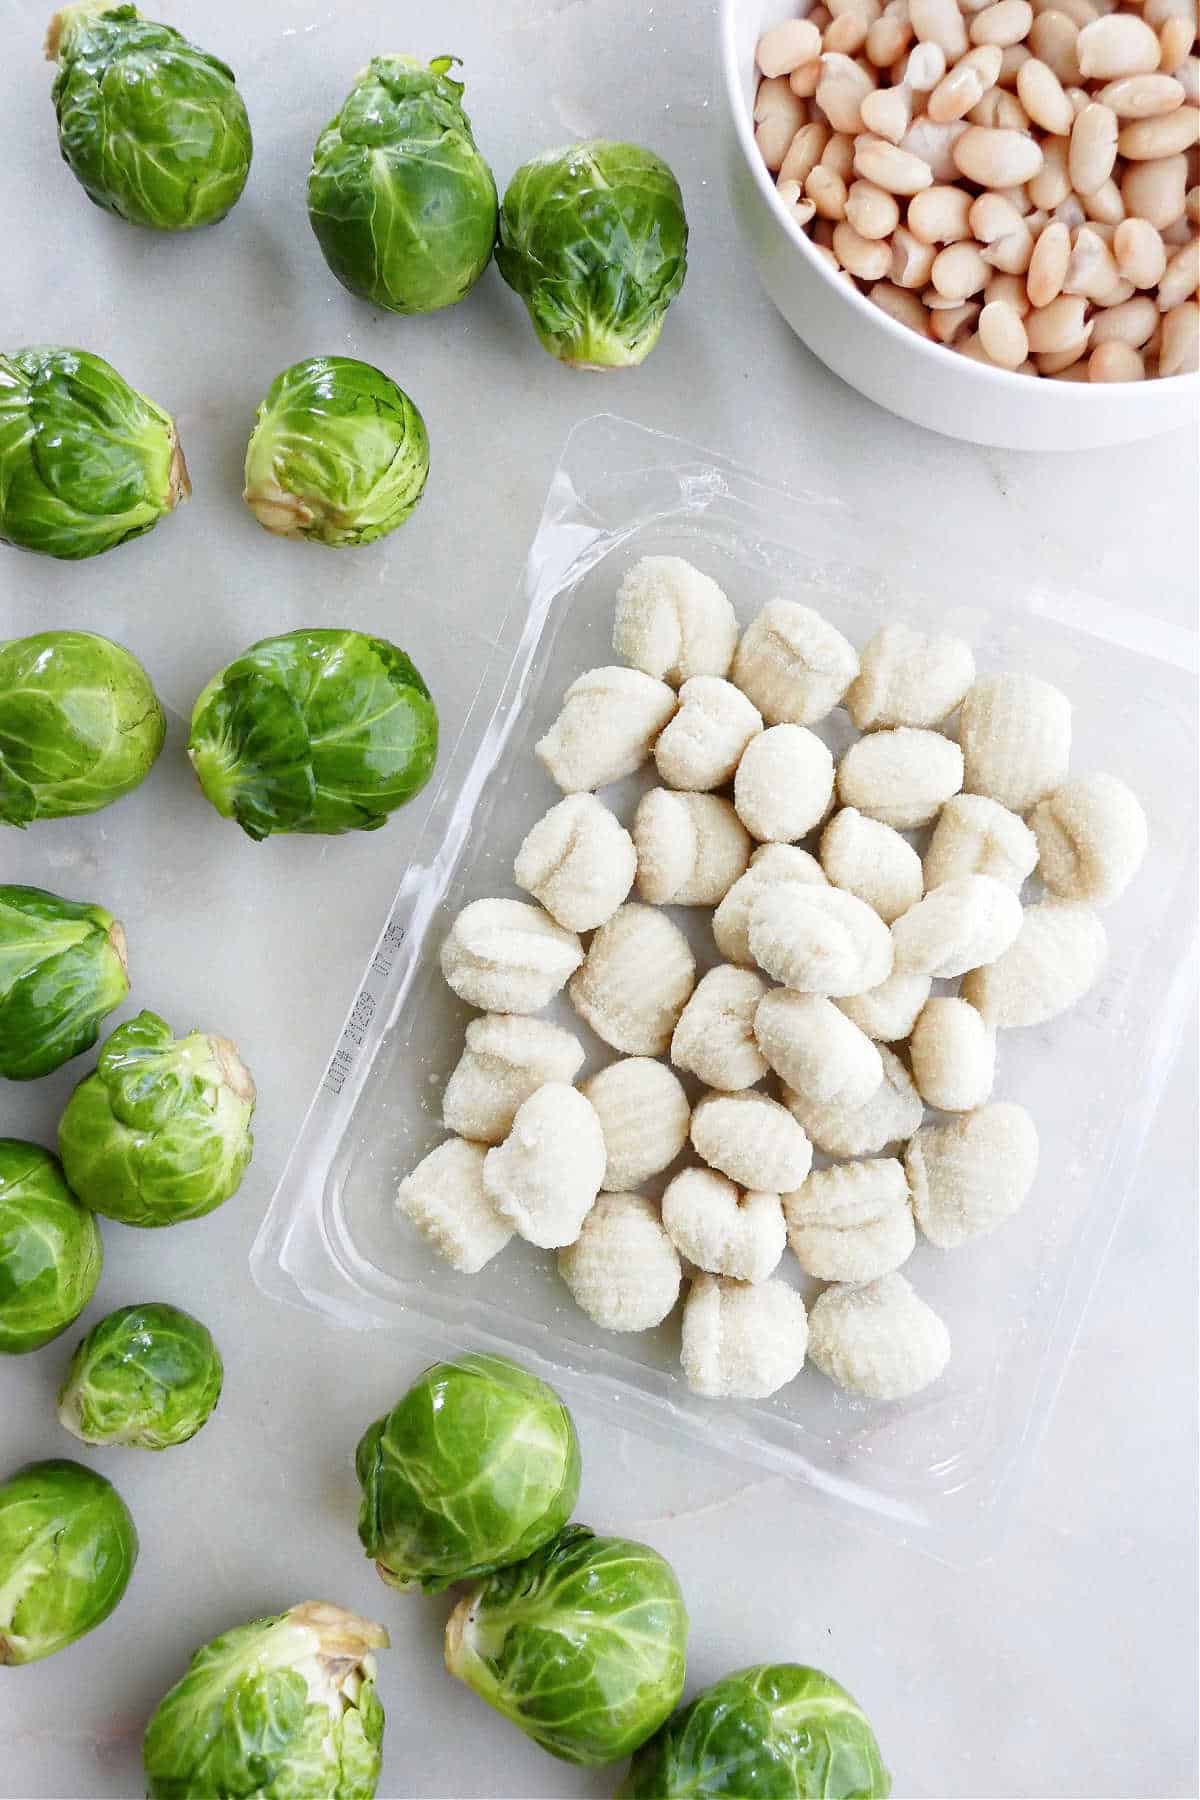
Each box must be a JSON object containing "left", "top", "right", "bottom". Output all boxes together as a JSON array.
[{"left": 1, "top": 2, "right": 1197, "bottom": 1796}]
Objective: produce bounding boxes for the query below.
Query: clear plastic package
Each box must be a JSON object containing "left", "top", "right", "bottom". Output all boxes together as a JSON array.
[{"left": 251, "top": 415, "right": 1197, "bottom": 1563}]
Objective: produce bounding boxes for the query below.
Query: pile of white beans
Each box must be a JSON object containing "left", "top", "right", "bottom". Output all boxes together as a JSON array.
[{"left": 754, "top": 0, "right": 1199, "bottom": 377}]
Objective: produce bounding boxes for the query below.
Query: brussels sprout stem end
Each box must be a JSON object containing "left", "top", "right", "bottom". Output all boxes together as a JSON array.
[
  {"left": 44, "top": 0, "right": 111, "bottom": 61},
  {"left": 168, "top": 433, "right": 191, "bottom": 508},
  {"left": 107, "top": 919, "right": 128, "bottom": 979}
]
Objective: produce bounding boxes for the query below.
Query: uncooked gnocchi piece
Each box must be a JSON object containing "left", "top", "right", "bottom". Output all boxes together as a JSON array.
[
  {"left": 535, "top": 666, "right": 677, "bottom": 793},
  {"left": 783, "top": 1157, "right": 914, "bottom": 1283},
  {"left": 844, "top": 623, "right": 976, "bottom": 732},
  {"left": 634, "top": 791, "right": 751, "bottom": 906},
  {"left": 569, "top": 903, "right": 696, "bottom": 1055},
  {"left": 923, "top": 793, "right": 1039, "bottom": 892},
  {"left": 396, "top": 1137, "right": 514, "bottom": 1274},
  {"left": 784, "top": 1045, "right": 922, "bottom": 1158},
  {"left": 712, "top": 844, "right": 827, "bottom": 967},
  {"left": 1028, "top": 773, "right": 1148, "bottom": 906},
  {"left": 731, "top": 599, "right": 859, "bottom": 726},
  {"left": 908, "top": 998, "right": 995, "bottom": 1113},
  {"left": 961, "top": 901, "right": 1107, "bottom": 1029},
  {"left": 442, "top": 1014, "right": 586, "bottom": 1144},
  {"left": 690, "top": 1091, "right": 813, "bottom": 1193},
  {"left": 440, "top": 899, "right": 583, "bottom": 1013},
  {"left": 890, "top": 875, "right": 1023, "bottom": 980},
  {"left": 662, "top": 1168, "right": 786, "bottom": 1284},
  {"left": 580, "top": 1058, "right": 691, "bottom": 1190},
  {"left": 557, "top": 1192, "right": 682, "bottom": 1332},
  {"left": 671, "top": 966, "right": 770, "bottom": 1091},
  {"left": 820, "top": 807, "right": 923, "bottom": 925},
  {"left": 513, "top": 793, "right": 636, "bottom": 931},
  {"left": 613, "top": 556, "right": 739, "bottom": 684},
  {"left": 836, "top": 969, "right": 932, "bottom": 1043},
  {"left": 681, "top": 1273, "right": 809, "bottom": 1398},
  {"left": 807, "top": 1273, "right": 950, "bottom": 1401},
  {"left": 748, "top": 884, "right": 894, "bottom": 996},
  {"left": 959, "top": 672, "right": 1071, "bottom": 813},
  {"left": 654, "top": 676, "right": 763, "bottom": 791},
  {"left": 733, "top": 725, "right": 835, "bottom": 843},
  {"left": 482, "top": 1083, "right": 606, "bottom": 1249},
  {"left": 906, "top": 1102, "right": 1038, "bottom": 1249},
  {"left": 753, "top": 990, "right": 883, "bottom": 1107},
  {"left": 836, "top": 728, "right": 964, "bottom": 830}
]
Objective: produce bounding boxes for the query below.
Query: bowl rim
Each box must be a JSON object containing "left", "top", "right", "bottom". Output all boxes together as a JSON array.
[{"left": 718, "top": 0, "right": 1200, "bottom": 406}]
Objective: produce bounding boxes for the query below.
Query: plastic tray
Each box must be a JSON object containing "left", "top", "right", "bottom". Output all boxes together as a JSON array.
[{"left": 251, "top": 415, "right": 1197, "bottom": 1563}]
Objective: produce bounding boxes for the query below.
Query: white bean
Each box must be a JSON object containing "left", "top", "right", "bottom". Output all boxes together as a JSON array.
[
  {"left": 1025, "top": 289, "right": 1091, "bottom": 347},
  {"left": 1082, "top": 178, "right": 1125, "bottom": 224},
  {"left": 780, "top": 120, "right": 830, "bottom": 186},
  {"left": 1158, "top": 300, "right": 1200, "bottom": 372},
  {"left": 971, "top": 188, "right": 1027, "bottom": 237},
  {"left": 1063, "top": 222, "right": 1123, "bottom": 297},
  {"left": 986, "top": 268, "right": 1033, "bottom": 309},
  {"left": 855, "top": 133, "right": 937, "bottom": 190},
  {"left": 1188, "top": 185, "right": 1200, "bottom": 225},
  {"left": 758, "top": 19, "right": 825, "bottom": 76},
  {"left": 906, "top": 38, "right": 949, "bottom": 86},
  {"left": 1026, "top": 217, "right": 1072, "bottom": 300},
  {"left": 1041, "top": 0, "right": 1099, "bottom": 27},
  {"left": 1121, "top": 152, "right": 1188, "bottom": 225},
  {"left": 1089, "top": 293, "right": 1160, "bottom": 342},
  {"left": 846, "top": 177, "right": 903, "bottom": 235},
  {"left": 807, "top": 164, "right": 850, "bottom": 218},
  {"left": 1069, "top": 101, "right": 1119, "bottom": 191},
  {"left": 833, "top": 217, "right": 897, "bottom": 275},
  {"left": 1028, "top": 135, "right": 1073, "bottom": 204},
  {"left": 826, "top": 12, "right": 871, "bottom": 54},
  {"left": 1030, "top": 10, "right": 1081, "bottom": 84},
  {"left": 930, "top": 298, "right": 983, "bottom": 340},
  {"left": 931, "top": 239, "right": 992, "bottom": 294},
  {"left": 1076, "top": 13, "right": 1163, "bottom": 78},
  {"left": 1118, "top": 105, "right": 1200, "bottom": 156},
  {"left": 755, "top": 78, "right": 809, "bottom": 168},
  {"left": 1159, "top": 15, "right": 1195, "bottom": 73},
  {"left": 869, "top": 279, "right": 934, "bottom": 331},
  {"left": 902, "top": 115, "right": 972, "bottom": 176},
  {"left": 909, "top": 182, "right": 975, "bottom": 239},
  {"left": 1174, "top": 56, "right": 1199, "bottom": 106},
  {"left": 1114, "top": 216, "right": 1168, "bottom": 286},
  {"left": 1096, "top": 73, "right": 1187, "bottom": 117},
  {"left": 954, "top": 123, "right": 1046, "bottom": 182},
  {"left": 817, "top": 52, "right": 878, "bottom": 130},
  {"left": 790, "top": 59, "right": 822, "bottom": 96},
  {"left": 1088, "top": 339, "right": 1146, "bottom": 377},
  {"left": 971, "top": 0, "right": 1035, "bottom": 46},
  {"left": 978, "top": 296, "right": 1032, "bottom": 360},
  {"left": 929, "top": 44, "right": 1005, "bottom": 119},
  {"left": 867, "top": 13, "right": 914, "bottom": 63},
  {"left": 998, "top": 42, "right": 1033, "bottom": 85},
  {"left": 1017, "top": 55, "right": 1077, "bottom": 129},
  {"left": 776, "top": 179, "right": 818, "bottom": 225},
  {"left": 892, "top": 222, "right": 940, "bottom": 281},
  {"left": 912, "top": 0, "right": 970, "bottom": 56},
  {"left": 1157, "top": 237, "right": 1200, "bottom": 308},
  {"left": 861, "top": 82, "right": 915, "bottom": 138}
]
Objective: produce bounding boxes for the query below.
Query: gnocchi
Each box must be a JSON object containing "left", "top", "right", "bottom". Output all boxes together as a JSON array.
[
  {"left": 535, "top": 665, "right": 676, "bottom": 793},
  {"left": 844, "top": 623, "right": 976, "bottom": 732},
  {"left": 681, "top": 1273, "right": 809, "bottom": 1399},
  {"left": 654, "top": 676, "right": 763, "bottom": 791},
  {"left": 836, "top": 727, "right": 964, "bottom": 829},
  {"left": 961, "top": 900, "right": 1107, "bottom": 1028},
  {"left": 569, "top": 902, "right": 696, "bottom": 1055},
  {"left": 906, "top": 1102, "right": 1039, "bottom": 1249},
  {"left": 890, "top": 874, "right": 1024, "bottom": 980},
  {"left": 442, "top": 1014, "right": 586, "bottom": 1144},
  {"left": 440, "top": 898, "right": 583, "bottom": 1013},
  {"left": 395, "top": 1137, "right": 514, "bottom": 1274},
  {"left": 482, "top": 1083, "right": 606, "bottom": 1249},
  {"left": 580, "top": 1057, "right": 691, "bottom": 1190},
  {"left": 923, "top": 792, "right": 1039, "bottom": 891},
  {"left": 807, "top": 1273, "right": 951, "bottom": 1401},
  {"left": 732, "top": 599, "right": 859, "bottom": 726},
  {"left": 783, "top": 1157, "right": 915, "bottom": 1283},
  {"left": 959, "top": 672, "right": 1071, "bottom": 812},
  {"left": 514, "top": 793, "right": 636, "bottom": 931},
  {"left": 634, "top": 790, "right": 751, "bottom": 906},
  {"left": 908, "top": 997, "right": 996, "bottom": 1113},
  {"left": 557, "top": 1192, "right": 682, "bottom": 1332},
  {"left": 820, "top": 807, "right": 924, "bottom": 925},
  {"left": 1028, "top": 773, "right": 1148, "bottom": 905},
  {"left": 662, "top": 1167, "right": 786, "bottom": 1283},
  {"left": 733, "top": 724, "right": 835, "bottom": 844},
  {"left": 784, "top": 1044, "right": 923, "bottom": 1158},
  {"left": 690, "top": 1090, "right": 813, "bottom": 1193},
  {"left": 670, "top": 965, "right": 771, "bottom": 1092},
  {"left": 836, "top": 968, "right": 932, "bottom": 1043},
  {"left": 748, "top": 883, "right": 894, "bottom": 996},
  {"left": 753, "top": 989, "right": 883, "bottom": 1107},
  {"left": 712, "top": 844, "right": 827, "bottom": 967},
  {"left": 613, "top": 555, "right": 739, "bottom": 684}
]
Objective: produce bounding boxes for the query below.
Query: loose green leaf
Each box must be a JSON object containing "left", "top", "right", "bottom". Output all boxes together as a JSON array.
[
  {"left": 0, "top": 884, "right": 129, "bottom": 1080},
  {"left": 57, "top": 1301, "right": 222, "bottom": 1447},
  {"left": 0, "top": 1458, "right": 137, "bottom": 1664},
  {"left": 0, "top": 1139, "right": 101, "bottom": 1354}
]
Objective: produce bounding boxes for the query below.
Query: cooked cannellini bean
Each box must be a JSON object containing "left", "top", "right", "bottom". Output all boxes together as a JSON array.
[
  {"left": 929, "top": 44, "right": 1004, "bottom": 119},
  {"left": 1157, "top": 237, "right": 1200, "bottom": 307},
  {"left": 892, "top": 222, "right": 940, "bottom": 281},
  {"left": 1082, "top": 178, "right": 1124, "bottom": 224},
  {"left": 1159, "top": 16, "right": 1195, "bottom": 73},
  {"left": 1024, "top": 288, "right": 1092, "bottom": 347},
  {"left": 978, "top": 296, "right": 1031, "bottom": 361},
  {"left": 780, "top": 120, "right": 832, "bottom": 186},
  {"left": 971, "top": 0, "right": 1035, "bottom": 46},
  {"left": 906, "top": 38, "right": 949, "bottom": 88},
  {"left": 776, "top": 179, "right": 818, "bottom": 225},
  {"left": 1069, "top": 101, "right": 1119, "bottom": 191},
  {"left": 1118, "top": 104, "right": 1200, "bottom": 156},
  {"left": 1045, "top": 0, "right": 1100, "bottom": 30},
  {"left": 861, "top": 81, "right": 916, "bottom": 138},
  {"left": 998, "top": 42, "right": 1033, "bottom": 84},
  {"left": 855, "top": 134, "right": 938, "bottom": 190},
  {"left": 1112, "top": 215, "right": 1167, "bottom": 285},
  {"left": 1030, "top": 10, "right": 1081, "bottom": 84},
  {"left": 1036, "top": 334, "right": 1093, "bottom": 370},
  {"left": 912, "top": 0, "right": 969, "bottom": 58},
  {"left": 847, "top": 176, "right": 904, "bottom": 234},
  {"left": 818, "top": 51, "right": 878, "bottom": 130},
  {"left": 826, "top": 13, "right": 871, "bottom": 53},
  {"left": 1159, "top": 299, "right": 1200, "bottom": 371},
  {"left": 790, "top": 58, "right": 823, "bottom": 96},
  {"left": 755, "top": 78, "right": 809, "bottom": 168},
  {"left": 986, "top": 267, "right": 1034, "bottom": 309},
  {"left": 822, "top": 129, "right": 858, "bottom": 177},
  {"left": 1096, "top": 72, "right": 1186, "bottom": 117},
  {"left": 1026, "top": 134, "right": 1073, "bottom": 205},
  {"left": 930, "top": 298, "right": 983, "bottom": 339},
  {"left": 930, "top": 239, "right": 991, "bottom": 294},
  {"left": 1121, "top": 153, "right": 1188, "bottom": 227},
  {"left": 1076, "top": 13, "right": 1162, "bottom": 78},
  {"left": 955, "top": 123, "right": 1046, "bottom": 183},
  {"left": 869, "top": 277, "right": 935, "bottom": 329},
  {"left": 1017, "top": 56, "right": 1078, "bottom": 130},
  {"left": 1089, "top": 292, "right": 1160, "bottom": 342},
  {"left": 1064, "top": 223, "right": 1123, "bottom": 298},
  {"left": 758, "top": 18, "right": 825, "bottom": 75},
  {"left": 1026, "top": 217, "right": 1072, "bottom": 300},
  {"left": 868, "top": 13, "right": 914, "bottom": 64},
  {"left": 807, "top": 164, "right": 850, "bottom": 218},
  {"left": 909, "top": 181, "right": 974, "bottom": 239}
]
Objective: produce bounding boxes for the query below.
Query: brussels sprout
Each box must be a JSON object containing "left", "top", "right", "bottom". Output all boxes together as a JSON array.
[
  {"left": 57, "top": 1010, "right": 254, "bottom": 1228},
  {"left": 244, "top": 358, "right": 429, "bottom": 548},
  {"left": 143, "top": 1600, "right": 387, "bottom": 1799},
  {"left": 0, "top": 1458, "right": 137, "bottom": 1664},
  {"left": 445, "top": 1523, "right": 688, "bottom": 1765},
  {"left": 496, "top": 141, "right": 688, "bottom": 369},
  {"left": 188, "top": 628, "right": 438, "bottom": 840},
  {"left": 0, "top": 885, "right": 129, "bottom": 1081},
  {"left": 57, "top": 1301, "right": 222, "bottom": 1448},
  {"left": 620, "top": 1663, "right": 892, "bottom": 1799},
  {"left": 0, "top": 1139, "right": 101, "bottom": 1355},
  {"left": 0, "top": 346, "right": 188, "bottom": 561},
  {"left": 357, "top": 1352, "right": 580, "bottom": 1594},
  {"left": 0, "top": 631, "right": 165, "bottom": 826},
  {"left": 308, "top": 55, "right": 497, "bottom": 315},
  {"left": 46, "top": 2, "right": 252, "bottom": 231}
]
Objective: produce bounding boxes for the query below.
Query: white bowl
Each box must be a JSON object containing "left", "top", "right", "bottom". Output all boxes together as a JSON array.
[{"left": 719, "top": 0, "right": 1199, "bottom": 450}]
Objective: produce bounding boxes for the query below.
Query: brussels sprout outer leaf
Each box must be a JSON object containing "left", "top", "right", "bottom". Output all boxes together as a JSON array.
[
  {"left": 445, "top": 1523, "right": 688, "bottom": 1765},
  {"left": 0, "top": 1139, "right": 101, "bottom": 1354},
  {"left": 307, "top": 54, "right": 497, "bottom": 315},
  {"left": 0, "top": 1458, "right": 137, "bottom": 1664},
  {"left": 619, "top": 1663, "right": 892, "bottom": 1799},
  {"left": 47, "top": 3, "right": 252, "bottom": 231},
  {"left": 187, "top": 628, "right": 438, "bottom": 839},
  {"left": 356, "top": 1352, "right": 580, "bottom": 1594},
  {"left": 243, "top": 357, "right": 429, "bottom": 548},
  {"left": 57, "top": 1010, "right": 255, "bottom": 1227},
  {"left": 57, "top": 1301, "right": 223, "bottom": 1448},
  {"left": 0, "top": 885, "right": 129, "bottom": 1080},
  {"left": 142, "top": 1600, "right": 387, "bottom": 1800},
  {"left": 496, "top": 140, "right": 688, "bottom": 368},
  {"left": 0, "top": 631, "right": 165, "bottom": 825}
]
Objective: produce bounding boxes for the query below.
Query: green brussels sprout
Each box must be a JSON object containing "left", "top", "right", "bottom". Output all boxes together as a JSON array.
[
  {"left": 620, "top": 1663, "right": 892, "bottom": 1799},
  {"left": 143, "top": 1600, "right": 388, "bottom": 1799},
  {"left": 57, "top": 1301, "right": 223, "bottom": 1448},
  {"left": 0, "top": 885, "right": 129, "bottom": 1081},
  {"left": 356, "top": 1353, "right": 580, "bottom": 1595},
  {"left": 0, "top": 630, "right": 165, "bottom": 826},
  {"left": 496, "top": 140, "right": 688, "bottom": 369},
  {"left": 308, "top": 55, "right": 497, "bottom": 315},
  {"left": 445, "top": 1523, "right": 688, "bottom": 1765},
  {"left": 187, "top": 628, "right": 438, "bottom": 840},
  {"left": 0, "top": 1139, "right": 102, "bottom": 1355},
  {"left": 0, "top": 1458, "right": 137, "bottom": 1664},
  {"left": 46, "top": 2, "right": 252, "bottom": 231},
  {"left": 0, "top": 346, "right": 188, "bottom": 561},
  {"left": 244, "top": 358, "right": 429, "bottom": 548},
  {"left": 57, "top": 1010, "right": 255, "bottom": 1228}
]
